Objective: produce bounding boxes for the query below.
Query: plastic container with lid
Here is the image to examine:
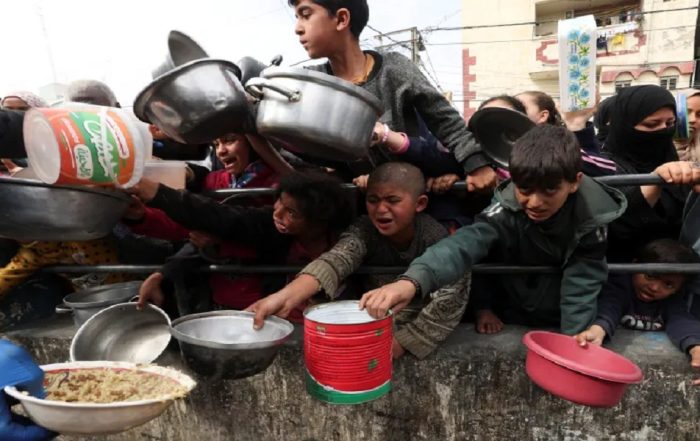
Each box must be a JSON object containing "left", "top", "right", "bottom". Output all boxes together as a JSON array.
[{"left": 23, "top": 103, "right": 151, "bottom": 188}]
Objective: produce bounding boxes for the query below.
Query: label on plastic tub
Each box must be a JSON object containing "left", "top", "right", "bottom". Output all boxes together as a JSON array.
[
  {"left": 26, "top": 108, "right": 138, "bottom": 186},
  {"left": 558, "top": 15, "right": 597, "bottom": 112}
]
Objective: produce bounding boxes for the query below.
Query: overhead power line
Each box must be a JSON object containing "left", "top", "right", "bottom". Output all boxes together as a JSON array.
[{"left": 421, "top": 5, "right": 699, "bottom": 33}]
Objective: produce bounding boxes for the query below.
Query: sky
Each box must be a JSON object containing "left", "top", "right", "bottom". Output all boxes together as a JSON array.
[{"left": 1, "top": 0, "right": 464, "bottom": 110}]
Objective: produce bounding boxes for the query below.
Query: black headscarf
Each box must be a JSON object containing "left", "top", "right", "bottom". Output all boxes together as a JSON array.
[
  {"left": 593, "top": 95, "right": 615, "bottom": 144},
  {"left": 604, "top": 85, "right": 678, "bottom": 173}
]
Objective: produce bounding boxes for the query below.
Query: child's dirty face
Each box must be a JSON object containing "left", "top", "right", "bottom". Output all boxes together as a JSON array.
[
  {"left": 272, "top": 192, "right": 308, "bottom": 236},
  {"left": 214, "top": 134, "right": 251, "bottom": 177},
  {"left": 514, "top": 177, "right": 580, "bottom": 223},
  {"left": 365, "top": 183, "right": 426, "bottom": 239},
  {"left": 293, "top": 0, "right": 338, "bottom": 58},
  {"left": 632, "top": 273, "right": 685, "bottom": 303}
]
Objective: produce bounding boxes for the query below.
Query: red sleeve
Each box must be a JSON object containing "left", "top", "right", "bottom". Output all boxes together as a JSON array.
[{"left": 129, "top": 206, "right": 191, "bottom": 241}]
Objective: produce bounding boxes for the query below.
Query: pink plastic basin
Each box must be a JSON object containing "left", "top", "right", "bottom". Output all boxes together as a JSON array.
[{"left": 522, "top": 331, "right": 643, "bottom": 407}]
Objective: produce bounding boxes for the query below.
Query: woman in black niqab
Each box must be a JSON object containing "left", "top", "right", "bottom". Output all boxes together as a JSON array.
[{"left": 604, "top": 85, "right": 699, "bottom": 261}]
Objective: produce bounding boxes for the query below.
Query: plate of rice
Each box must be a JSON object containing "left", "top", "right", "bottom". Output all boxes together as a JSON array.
[{"left": 4, "top": 361, "right": 196, "bottom": 435}]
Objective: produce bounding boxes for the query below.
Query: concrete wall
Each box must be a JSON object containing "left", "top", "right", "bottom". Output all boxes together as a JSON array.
[{"left": 4, "top": 316, "right": 700, "bottom": 441}]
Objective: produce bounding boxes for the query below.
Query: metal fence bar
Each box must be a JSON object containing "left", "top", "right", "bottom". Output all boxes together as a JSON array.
[
  {"left": 206, "top": 174, "right": 667, "bottom": 198},
  {"left": 42, "top": 263, "right": 700, "bottom": 275}
]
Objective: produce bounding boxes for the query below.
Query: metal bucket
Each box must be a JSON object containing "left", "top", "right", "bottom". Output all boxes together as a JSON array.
[
  {"left": 303, "top": 301, "right": 392, "bottom": 404},
  {"left": 56, "top": 281, "right": 142, "bottom": 328}
]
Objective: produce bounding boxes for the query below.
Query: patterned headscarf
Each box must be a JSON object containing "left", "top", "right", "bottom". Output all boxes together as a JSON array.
[{"left": 1, "top": 91, "right": 48, "bottom": 108}]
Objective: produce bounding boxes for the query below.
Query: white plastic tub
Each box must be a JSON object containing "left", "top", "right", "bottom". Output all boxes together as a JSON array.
[{"left": 143, "top": 160, "right": 187, "bottom": 189}]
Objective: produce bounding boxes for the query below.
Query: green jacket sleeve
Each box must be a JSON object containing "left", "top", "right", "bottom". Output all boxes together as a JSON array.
[
  {"left": 403, "top": 218, "right": 500, "bottom": 296},
  {"left": 559, "top": 227, "right": 609, "bottom": 335}
]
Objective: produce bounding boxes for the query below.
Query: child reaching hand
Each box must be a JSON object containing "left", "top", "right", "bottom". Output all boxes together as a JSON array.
[{"left": 575, "top": 239, "right": 699, "bottom": 344}]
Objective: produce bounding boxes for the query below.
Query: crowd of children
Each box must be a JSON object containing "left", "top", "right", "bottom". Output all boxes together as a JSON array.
[{"left": 3, "top": 0, "right": 700, "bottom": 384}]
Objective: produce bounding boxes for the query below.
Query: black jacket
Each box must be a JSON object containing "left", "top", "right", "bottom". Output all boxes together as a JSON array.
[{"left": 0, "top": 110, "right": 25, "bottom": 158}]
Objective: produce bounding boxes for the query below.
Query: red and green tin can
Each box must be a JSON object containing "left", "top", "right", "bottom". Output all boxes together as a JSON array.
[{"left": 304, "top": 301, "right": 392, "bottom": 405}]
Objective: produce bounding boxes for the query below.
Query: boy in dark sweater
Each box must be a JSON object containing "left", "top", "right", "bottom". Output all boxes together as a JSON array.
[
  {"left": 288, "top": 0, "right": 496, "bottom": 192},
  {"left": 360, "top": 125, "right": 627, "bottom": 335},
  {"left": 575, "top": 240, "right": 700, "bottom": 374}
]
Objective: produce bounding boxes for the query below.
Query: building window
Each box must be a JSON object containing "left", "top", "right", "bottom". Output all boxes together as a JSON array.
[
  {"left": 615, "top": 80, "right": 632, "bottom": 93},
  {"left": 660, "top": 76, "right": 678, "bottom": 90}
]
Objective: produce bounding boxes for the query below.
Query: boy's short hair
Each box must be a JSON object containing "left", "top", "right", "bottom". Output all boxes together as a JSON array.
[
  {"left": 509, "top": 124, "right": 582, "bottom": 190},
  {"left": 288, "top": 0, "right": 369, "bottom": 38},
  {"left": 366, "top": 162, "right": 426, "bottom": 198},
  {"left": 276, "top": 171, "right": 355, "bottom": 232},
  {"left": 637, "top": 238, "right": 700, "bottom": 265}
]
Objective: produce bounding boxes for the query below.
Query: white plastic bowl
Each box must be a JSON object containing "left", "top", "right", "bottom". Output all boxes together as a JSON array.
[{"left": 4, "top": 361, "right": 196, "bottom": 436}]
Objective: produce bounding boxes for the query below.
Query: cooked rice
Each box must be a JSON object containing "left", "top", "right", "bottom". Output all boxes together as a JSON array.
[{"left": 43, "top": 368, "right": 189, "bottom": 403}]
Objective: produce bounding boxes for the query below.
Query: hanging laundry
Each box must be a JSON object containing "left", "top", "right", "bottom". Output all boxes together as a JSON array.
[
  {"left": 611, "top": 33, "right": 625, "bottom": 46},
  {"left": 597, "top": 35, "right": 608, "bottom": 51}
]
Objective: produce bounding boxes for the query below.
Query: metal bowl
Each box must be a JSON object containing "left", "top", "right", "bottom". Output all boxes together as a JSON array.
[
  {"left": 0, "top": 177, "right": 130, "bottom": 241},
  {"left": 4, "top": 361, "right": 195, "bottom": 436},
  {"left": 170, "top": 310, "right": 294, "bottom": 380},
  {"left": 134, "top": 58, "right": 250, "bottom": 145},
  {"left": 70, "top": 303, "right": 172, "bottom": 364},
  {"left": 57, "top": 281, "right": 142, "bottom": 328},
  {"left": 467, "top": 107, "right": 534, "bottom": 169}
]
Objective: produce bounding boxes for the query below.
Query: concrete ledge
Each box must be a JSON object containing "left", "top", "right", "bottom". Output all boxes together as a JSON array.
[{"left": 3, "top": 317, "right": 700, "bottom": 441}]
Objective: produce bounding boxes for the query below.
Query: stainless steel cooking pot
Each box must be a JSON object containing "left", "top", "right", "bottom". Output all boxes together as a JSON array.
[
  {"left": 0, "top": 177, "right": 130, "bottom": 241},
  {"left": 152, "top": 30, "right": 209, "bottom": 79},
  {"left": 170, "top": 311, "right": 294, "bottom": 380},
  {"left": 245, "top": 67, "right": 383, "bottom": 161},
  {"left": 70, "top": 302, "right": 172, "bottom": 364},
  {"left": 56, "top": 281, "right": 142, "bottom": 328},
  {"left": 134, "top": 59, "right": 251, "bottom": 145}
]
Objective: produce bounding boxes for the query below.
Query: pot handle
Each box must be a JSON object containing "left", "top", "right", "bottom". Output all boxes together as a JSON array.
[
  {"left": 245, "top": 78, "right": 301, "bottom": 102},
  {"left": 55, "top": 303, "right": 72, "bottom": 314}
]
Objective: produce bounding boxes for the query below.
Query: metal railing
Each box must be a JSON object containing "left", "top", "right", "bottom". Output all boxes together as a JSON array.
[{"left": 40, "top": 172, "right": 698, "bottom": 276}]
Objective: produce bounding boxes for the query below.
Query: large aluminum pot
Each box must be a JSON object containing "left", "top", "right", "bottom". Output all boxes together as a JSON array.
[
  {"left": 170, "top": 310, "right": 294, "bottom": 380},
  {"left": 245, "top": 67, "right": 383, "bottom": 161},
  {"left": 0, "top": 177, "right": 129, "bottom": 241},
  {"left": 56, "top": 281, "right": 142, "bottom": 328},
  {"left": 152, "top": 30, "right": 208, "bottom": 79},
  {"left": 134, "top": 59, "right": 250, "bottom": 145},
  {"left": 70, "top": 302, "right": 172, "bottom": 364}
]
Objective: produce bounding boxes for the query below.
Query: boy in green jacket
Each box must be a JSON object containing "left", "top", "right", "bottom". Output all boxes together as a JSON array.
[{"left": 361, "top": 125, "right": 628, "bottom": 335}]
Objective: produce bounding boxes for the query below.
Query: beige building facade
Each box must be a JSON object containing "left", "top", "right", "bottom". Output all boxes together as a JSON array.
[{"left": 460, "top": 0, "right": 699, "bottom": 118}]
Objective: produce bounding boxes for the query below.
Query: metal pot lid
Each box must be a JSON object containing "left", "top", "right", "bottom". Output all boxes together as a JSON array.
[
  {"left": 468, "top": 107, "right": 535, "bottom": 169},
  {"left": 133, "top": 58, "right": 243, "bottom": 124},
  {"left": 258, "top": 67, "right": 383, "bottom": 115},
  {"left": 0, "top": 177, "right": 130, "bottom": 203},
  {"left": 63, "top": 281, "right": 142, "bottom": 308}
]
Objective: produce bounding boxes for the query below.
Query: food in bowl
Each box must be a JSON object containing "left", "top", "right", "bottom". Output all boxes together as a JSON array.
[
  {"left": 4, "top": 361, "right": 197, "bottom": 436},
  {"left": 43, "top": 367, "right": 190, "bottom": 403}
]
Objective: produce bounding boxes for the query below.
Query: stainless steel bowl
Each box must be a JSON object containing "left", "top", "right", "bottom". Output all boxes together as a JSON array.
[
  {"left": 0, "top": 177, "right": 130, "bottom": 241},
  {"left": 170, "top": 310, "right": 294, "bottom": 380},
  {"left": 57, "top": 281, "right": 142, "bottom": 328},
  {"left": 245, "top": 67, "right": 383, "bottom": 161},
  {"left": 134, "top": 59, "right": 250, "bottom": 145},
  {"left": 70, "top": 303, "right": 172, "bottom": 364}
]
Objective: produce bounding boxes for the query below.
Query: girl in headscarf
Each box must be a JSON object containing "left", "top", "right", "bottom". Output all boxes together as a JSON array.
[
  {"left": 604, "top": 85, "right": 700, "bottom": 261},
  {"left": 0, "top": 91, "right": 47, "bottom": 111},
  {"left": 594, "top": 95, "right": 615, "bottom": 145}
]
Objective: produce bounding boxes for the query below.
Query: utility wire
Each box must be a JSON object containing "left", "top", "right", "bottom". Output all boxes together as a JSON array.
[{"left": 421, "top": 5, "right": 699, "bottom": 32}]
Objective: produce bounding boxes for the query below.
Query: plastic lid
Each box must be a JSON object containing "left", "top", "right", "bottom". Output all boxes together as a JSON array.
[{"left": 23, "top": 109, "right": 60, "bottom": 184}]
